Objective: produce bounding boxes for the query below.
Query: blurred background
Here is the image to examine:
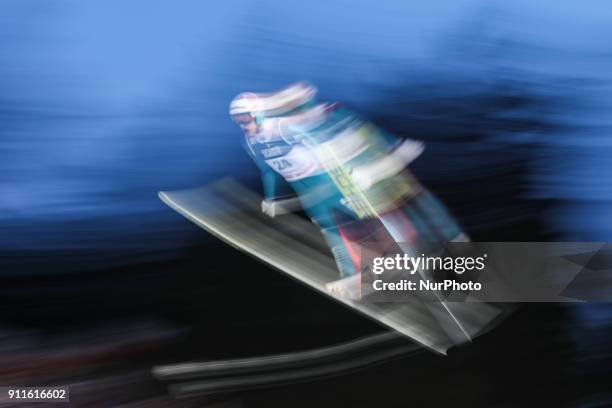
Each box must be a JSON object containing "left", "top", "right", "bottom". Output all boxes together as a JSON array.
[{"left": 1, "top": 0, "right": 612, "bottom": 406}]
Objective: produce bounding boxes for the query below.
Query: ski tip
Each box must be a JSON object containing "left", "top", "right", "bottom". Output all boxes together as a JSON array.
[{"left": 158, "top": 191, "right": 173, "bottom": 207}]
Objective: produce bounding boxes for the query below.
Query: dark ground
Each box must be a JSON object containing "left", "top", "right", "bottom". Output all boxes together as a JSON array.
[{"left": 2, "top": 219, "right": 612, "bottom": 407}]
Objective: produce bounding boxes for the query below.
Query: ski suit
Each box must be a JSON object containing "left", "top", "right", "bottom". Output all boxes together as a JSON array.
[{"left": 242, "top": 103, "right": 463, "bottom": 277}]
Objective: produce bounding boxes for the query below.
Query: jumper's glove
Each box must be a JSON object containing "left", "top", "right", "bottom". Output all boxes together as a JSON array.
[
  {"left": 261, "top": 197, "right": 302, "bottom": 218},
  {"left": 261, "top": 199, "right": 276, "bottom": 217},
  {"left": 351, "top": 139, "right": 424, "bottom": 190}
]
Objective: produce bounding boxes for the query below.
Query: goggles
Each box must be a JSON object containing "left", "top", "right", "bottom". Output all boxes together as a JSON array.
[{"left": 231, "top": 113, "right": 256, "bottom": 125}]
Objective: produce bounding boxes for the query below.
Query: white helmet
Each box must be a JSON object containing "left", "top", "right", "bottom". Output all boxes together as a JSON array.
[{"left": 229, "top": 82, "right": 317, "bottom": 121}]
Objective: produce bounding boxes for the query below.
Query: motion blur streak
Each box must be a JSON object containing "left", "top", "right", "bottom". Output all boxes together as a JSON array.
[
  {"left": 1, "top": 0, "right": 612, "bottom": 406},
  {"left": 1, "top": 0, "right": 611, "bottom": 270}
]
